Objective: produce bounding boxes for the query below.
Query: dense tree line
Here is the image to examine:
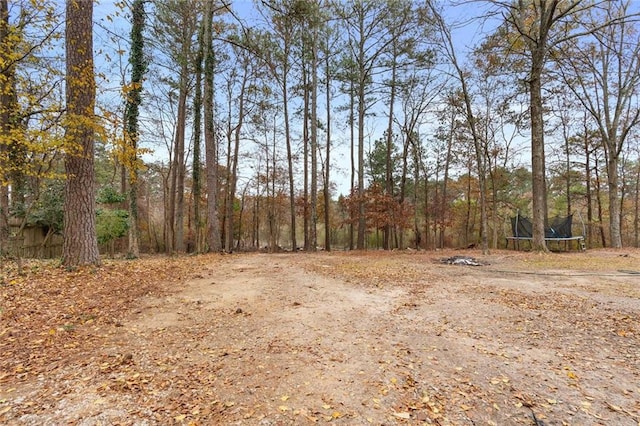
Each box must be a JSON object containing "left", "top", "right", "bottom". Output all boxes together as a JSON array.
[{"left": 1, "top": 0, "right": 640, "bottom": 264}]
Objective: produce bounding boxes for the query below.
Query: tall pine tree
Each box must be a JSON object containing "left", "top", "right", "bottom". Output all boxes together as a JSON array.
[{"left": 63, "top": 0, "right": 99, "bottom": 266}]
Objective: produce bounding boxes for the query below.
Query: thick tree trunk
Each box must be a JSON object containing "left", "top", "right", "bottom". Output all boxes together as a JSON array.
[
  {"left": 0, "top": 0, "right": 25, "bottom": 256},
  {"left": 63, "top": 0, "right": 99, "bottom": 266},
  {"left": 0, "top": 0, "right": 11, "bottom": 254},
  {"left": 606, "top": 155, "right": 623, "bottom": 248},
  {"left": 529, "top": 56, "right": 548, "bottom": 252}
]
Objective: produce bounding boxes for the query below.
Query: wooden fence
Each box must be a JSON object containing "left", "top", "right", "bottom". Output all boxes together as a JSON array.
[{"left": 7, "top": 219, "right": 63, "bottom": 259}]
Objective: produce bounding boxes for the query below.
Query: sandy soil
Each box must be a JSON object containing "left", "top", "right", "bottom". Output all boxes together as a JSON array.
[{"left": 1, "top": 250, "right": 639, "bottom": 425}]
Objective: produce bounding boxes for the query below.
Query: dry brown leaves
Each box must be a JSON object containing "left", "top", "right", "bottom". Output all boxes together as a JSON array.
[{"left": 0, "top": 254, "right": 220, "bottom": 421}]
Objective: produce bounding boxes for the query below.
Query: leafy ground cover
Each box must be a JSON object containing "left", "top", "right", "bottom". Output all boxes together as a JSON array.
[{"left": 1, "top": 249, "right": 639, "bottom": 425}]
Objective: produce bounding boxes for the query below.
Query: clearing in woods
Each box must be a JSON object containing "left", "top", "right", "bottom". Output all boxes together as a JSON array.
[{"left": 1, "top": 249, "right": 639, "bottom": 425}]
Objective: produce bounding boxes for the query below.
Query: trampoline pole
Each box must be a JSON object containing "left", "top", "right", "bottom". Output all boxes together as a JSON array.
[
  {"left": 516, "top": 210, "right": 519, "bottom": 250},
  {"left": 577, "top": 210, "right": 586, "bottom": 245}
]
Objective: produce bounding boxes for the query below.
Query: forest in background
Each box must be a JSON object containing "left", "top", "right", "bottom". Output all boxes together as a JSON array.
[{"left": 2, "top": 0, "right": 640, "bottom": 262}]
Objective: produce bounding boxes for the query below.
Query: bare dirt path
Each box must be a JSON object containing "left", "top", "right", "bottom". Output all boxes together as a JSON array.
[{"left": 2, "top": 250, "right": 640, "bottom": 425}]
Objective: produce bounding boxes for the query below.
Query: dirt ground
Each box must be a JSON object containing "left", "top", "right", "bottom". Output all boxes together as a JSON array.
[{"left": 1, "top": 249, "right": 639, "bottom": 425}]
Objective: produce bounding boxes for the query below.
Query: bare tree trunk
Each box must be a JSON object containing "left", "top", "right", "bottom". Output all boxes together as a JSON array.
[
  {"left": 203, "top": 1, "right": 221, "bottom": 252},
  {"left": 237, "top": 183, "right": 248, "bottom": 251},
  {"left": 634, "top": 161, "right": 639, "bottom": 247},
  {"left": 424, "top": 172, "right": 431, "bottom": 249},
  {"left": 0, "top": 185, "right": 7, "bottom": 254},
  {"left": 205, "top": 131, "right": 222, "bottom": 252},
  {"left": 0, "top": 0, "right": 11, "bottom": 255},
  {"left": 167, "top": 144, "right": 178, "bottom": 252},
  {"left": 491, "top": 179, "right": 499, "bottom": 249},
  {"left": 357, "top": 64, "right": 366, "bottom": 250},
  {"left": 63, "top": 0, "right": 100, "bottom": 266},
  {"left": 583, "top": 120, "right": 594, "bottom": 247},
  {"left": 282, "top": 44, "right": 296, "bottom": 251},
  {"left": 440, "top": 110, "right": 454, "bottom": 248},
  {"left": 324, "top": 47, "right": 331, "bottom": 252},
  {"left": 225, "top": 72, "right": 246, "bottom": 252},
  {"left": 529, "top": 59, "right": 548, "bottom": 252},
  {"left": 168, "top": 179, "right": 178, "bottom": 250},
  {"left": 310, "top": 27, "right": 318, "bottom": 252},
  {"left": 270, "top": 131, "right": 278, "bottom": 251},
  {"left": 607, "top": 155, "right": 623, "bottom": 247},
  {"left": 349, "top": 80, "right": 355, "bottom": 250},
  {"left": 586, "top": 154, "right": 593, "bottom": 247},
  {"left": 465, "top": 163, "right": 472, "bottom": 245},
  {"left": 174, "top": 80, "right": 187, "bottom": 252},
  {"left": 162, "top": 163, "right": 172, "bottom": 252},
  {"left": 252, "top": 194, "right": 258, "bottom": 249},
  {"left": 595, "top": 158, "right": 607, "bottom": 247},
  {"left": 563, "top": 120, "right": 572, "bottom": 217},
  {"left": 433, "top": 166, "right": 441, "bottom": 247},
  {"left": 399, "top": 135, "right": 410, "bottom": 250},
  {"left": 355, "top": 8, "right": 367, "bottom": 250},
  {"left": 302, "top": 58, "right": 310, "bottom": 250},
  {"left": 410, "top": 139, "right": 421, "bottom": 249},
  {"left": 384, "top": 53, "right": 397, "bottom": 251}
]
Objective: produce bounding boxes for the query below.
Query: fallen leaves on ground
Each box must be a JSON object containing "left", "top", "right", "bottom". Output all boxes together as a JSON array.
[
  {"left": 1, "top": 254, "right": 222, "bottom": 422},
  {"left": 1, "top": 250, "right": 639, "bottom": 425}
]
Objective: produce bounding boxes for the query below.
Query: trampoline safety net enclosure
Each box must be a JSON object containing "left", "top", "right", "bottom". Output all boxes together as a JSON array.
[
  {"left": 512, "top": 214, "right": 573, "bottom": 238},
  {"left": 507, "top": 213, "right": 585, "bottom": 251}
]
